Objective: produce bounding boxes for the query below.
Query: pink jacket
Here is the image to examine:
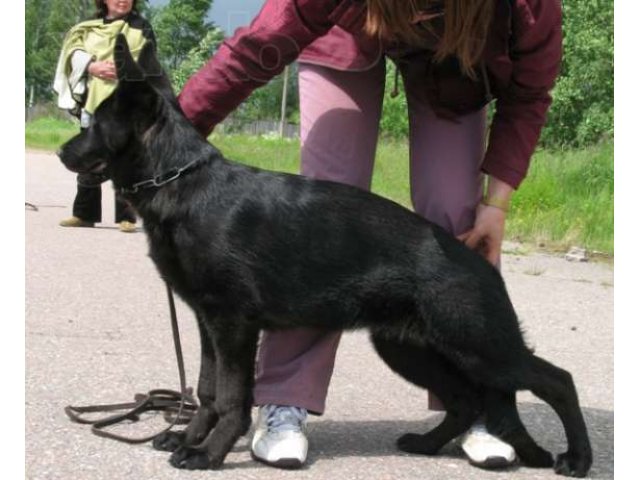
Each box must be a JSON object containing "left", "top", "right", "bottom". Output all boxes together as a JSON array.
[{"left": 178, "top": 0, "right": 562, "bottom": 189}]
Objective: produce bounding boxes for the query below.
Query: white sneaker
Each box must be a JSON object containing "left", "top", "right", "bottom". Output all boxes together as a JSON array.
[
  {"left": 251, "top": 404, "right": 309, "bottom": 469},
  {"left": 461, "top": 422, "right": 516, "bottom": 469}
]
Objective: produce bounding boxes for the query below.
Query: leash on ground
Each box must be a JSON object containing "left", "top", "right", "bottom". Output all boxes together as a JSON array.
[{"left": 64, "top": 283, "right": 198, "bottom": 443}]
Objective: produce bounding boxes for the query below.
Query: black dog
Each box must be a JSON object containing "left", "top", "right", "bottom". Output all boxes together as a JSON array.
[{"left": 58, "top": 36, "right": 592, "bottom": 477}]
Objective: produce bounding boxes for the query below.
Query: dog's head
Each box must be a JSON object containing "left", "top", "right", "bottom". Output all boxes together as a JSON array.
[{"left": 58, "top": 35, "right": 175, "bottom": 181}]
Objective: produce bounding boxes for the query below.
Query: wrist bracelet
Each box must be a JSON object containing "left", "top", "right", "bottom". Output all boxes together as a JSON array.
[{"left": 481, "top": 196, "right": 510, "bottom": 213}]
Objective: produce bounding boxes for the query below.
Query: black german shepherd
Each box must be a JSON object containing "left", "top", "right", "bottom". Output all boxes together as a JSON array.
[{"left": 58, "top": 36, "right": 592, "bottom": 477}]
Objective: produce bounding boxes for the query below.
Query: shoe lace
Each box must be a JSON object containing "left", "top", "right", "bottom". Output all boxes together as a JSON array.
[
  {"left": 263, "top": 405, "right": 307, "bottom": 433},
  {"left": 469, "top": 423, "right": 492, "bottom": 438}
]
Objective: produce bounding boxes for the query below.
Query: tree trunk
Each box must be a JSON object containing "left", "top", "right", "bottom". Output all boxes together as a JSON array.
[{"left": 26, "top": 84, "right": 35, "bottom": 122}]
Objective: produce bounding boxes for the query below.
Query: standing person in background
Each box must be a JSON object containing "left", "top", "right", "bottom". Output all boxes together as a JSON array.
[
  {"left": 178, "top": 0, "right": 562, "bottom": 470},
  {"left": 54, "top": 0, "right": 156, "bottom": 233}
]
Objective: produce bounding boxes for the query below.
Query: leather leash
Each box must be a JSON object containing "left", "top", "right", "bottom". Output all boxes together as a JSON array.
[{"left": 64, "top": 283, "right": 198, "bottom": 443}]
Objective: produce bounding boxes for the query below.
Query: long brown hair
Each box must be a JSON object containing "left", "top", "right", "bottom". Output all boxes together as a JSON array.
[{"left": 365, "top": 0, "right": 495, "bottom": 77}]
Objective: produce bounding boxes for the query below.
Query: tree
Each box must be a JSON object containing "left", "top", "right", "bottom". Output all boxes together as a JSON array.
[
  {"left": 235, "top": 65, "right": 300, "bottom": 124},
  {"left": 171, "top": 28, "right": 225, "bottom": 91},
  {"left": 25, "top": 0, "right": 51, "bottom": 105},
  {"left": 150, "top": 0, "right": 214, "bottom": 71},
  {"left": 25, "top": 0, "right": 91, "bottom": 107},
  {"left": 540, "top": 0, "right": 614, "bottom": 147}
]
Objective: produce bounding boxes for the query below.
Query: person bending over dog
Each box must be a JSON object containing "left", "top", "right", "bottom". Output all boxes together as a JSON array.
[
  {"left": 177, "top": 0, "right": 562, "bottom": 470},
  {"left": 53, "top": 0, "right": 155, "bottom": 233}
]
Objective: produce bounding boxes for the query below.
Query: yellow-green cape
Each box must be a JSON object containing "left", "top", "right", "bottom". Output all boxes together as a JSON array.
[{"left": 54, "top": 18, "right": 147, "bottom": 114}]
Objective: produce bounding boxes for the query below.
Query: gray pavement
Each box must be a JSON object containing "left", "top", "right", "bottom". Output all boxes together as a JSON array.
[{"left": 26, "top": 150, "right": 613, "bottom": 479}]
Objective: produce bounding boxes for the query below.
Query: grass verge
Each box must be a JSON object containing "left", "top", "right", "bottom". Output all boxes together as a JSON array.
[
  {"left": 25, "top": 117, "right": 79, "bottom": 151},
  {"left": 26, "top": 117, "right": 613, "bottom": 255}
]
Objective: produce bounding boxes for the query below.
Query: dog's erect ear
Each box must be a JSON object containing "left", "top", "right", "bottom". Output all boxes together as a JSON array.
[
  {"left": 136, "top": 40, "right": 175, "bottom": 98},
  {"left": 114, "top": 34, "right": 145, "bottom": 83}
]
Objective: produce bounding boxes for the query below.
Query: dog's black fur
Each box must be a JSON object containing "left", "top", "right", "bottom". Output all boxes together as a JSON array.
[{"left": 59, "top": 36, "right": 592, "bottom": 477}]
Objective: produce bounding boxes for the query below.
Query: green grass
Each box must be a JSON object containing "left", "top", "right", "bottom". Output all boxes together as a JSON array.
[
  {"left": 508, "top": 142, "right": 613, "bottom": 254},
  {"left": 26, "top": 116, "right": 613, "bottom": 255},
  {"left": 25, "top": 117, "right": 79, "bottom": 151},
  {"left": 211, "top": 133, "right": 413, "bottom": 209}
]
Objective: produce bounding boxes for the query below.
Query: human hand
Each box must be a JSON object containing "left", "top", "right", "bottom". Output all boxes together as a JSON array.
[
  {"left": 457, "top": 203, "right": 506, "bottom": 266},
  {"left": 88, "top": 60, "right": 117, "bottom": 81},
  {"left": 457, "top": 176, "right": 513, "bottom": 266}
]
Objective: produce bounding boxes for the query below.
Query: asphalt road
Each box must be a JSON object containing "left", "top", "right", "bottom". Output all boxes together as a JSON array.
[{"left": 25, "top": 150, "right": 613, "bottom": 480}]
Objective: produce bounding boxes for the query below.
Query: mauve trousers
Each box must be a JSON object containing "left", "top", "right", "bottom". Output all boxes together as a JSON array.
[{"left": 253, "top": 60, "right": 487, "bottom": 414}]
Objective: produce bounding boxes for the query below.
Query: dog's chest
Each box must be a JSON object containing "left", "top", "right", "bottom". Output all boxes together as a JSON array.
[
  {"left": 144, "top": 222, "right": 232, "bottom": 296},
  {"left": 145, "top": 224, "right": 196, "bottom": 285}
]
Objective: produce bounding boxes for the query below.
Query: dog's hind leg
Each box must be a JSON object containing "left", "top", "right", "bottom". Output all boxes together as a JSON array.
[
  {"left": 520, "top": 356, "right": 592, "bottom": 477},
  {"left": 170, "top": 323, "right": 259, "bottom": 470},
  {"left": 459, "top": 353, "right": 592, "bottom": 477},
  {"left": 370, "top": 334, "right": 482, "bottom": 455},
  {"left": 483, "top": 389, "right": 554, "bottom": 468},
  {"left": 154, "top": 314, "right": 220, "bottom": 453}
]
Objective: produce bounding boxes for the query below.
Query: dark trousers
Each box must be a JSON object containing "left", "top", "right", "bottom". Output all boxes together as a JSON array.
[{"left": 72, "top": 172, "right": 136, "bottom": 223}]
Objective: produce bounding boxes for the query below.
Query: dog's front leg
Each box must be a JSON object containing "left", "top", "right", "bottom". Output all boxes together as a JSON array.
[
  {"left": 169, "top": 323, "right": 259, "bottom": 470},
  {"left": 154, "top": 314, "right": 219, "bottom": 453}
]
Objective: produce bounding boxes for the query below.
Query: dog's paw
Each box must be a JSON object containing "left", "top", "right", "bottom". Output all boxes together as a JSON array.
[
  {"left": 518, "top": 446, "right": 554, "bottom": 468},
  {"left": 169, "top": 446, "right": 212, "bottom": 470},
  {"left": 553, "top": 451, "right": 592, "bottom": 478},
  {"left": 152, "top": 431, "right": 186, "bottom": 452},
  {"left": 396, "top": 433, "right": 440, "bottom": 455}
]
